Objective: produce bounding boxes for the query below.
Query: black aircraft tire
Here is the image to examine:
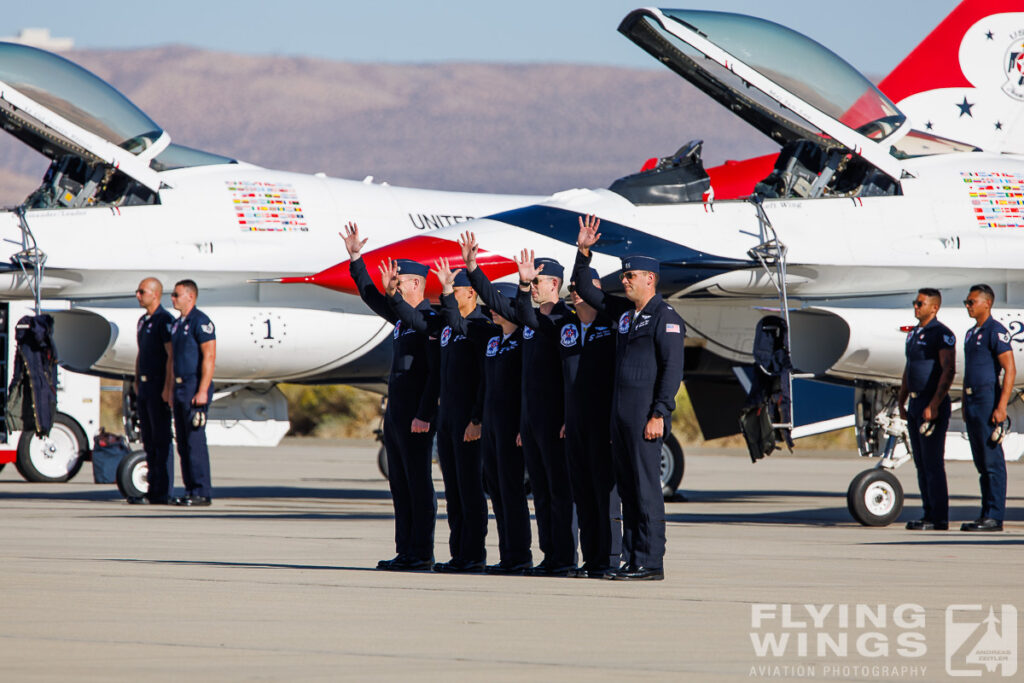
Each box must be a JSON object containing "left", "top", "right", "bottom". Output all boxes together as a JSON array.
[
  {"left": 116, "top": 451, "right": 148, "bottom": 499},
  {"left": 377, "top": 445, "right": 389, "bottom": 480},
  {"left": 15, "top": 413, "right": 87, "bottom": 483},
  {"left": 661, "top": 433, "right": 685, "bottom": 497},
  {"left": 847, "top": 468, "right": 903, "bottom": 526}
]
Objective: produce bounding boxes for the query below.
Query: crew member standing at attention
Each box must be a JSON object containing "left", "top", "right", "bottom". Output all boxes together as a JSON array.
[
  {"left": 467, "top": 279, "right": 533, "bottom": 575},
  {"left": 960, "top": 284, "right": 1016, "bottom": 532},
  {"left": 169, "top": 279, "right": 216, "bottom": 507},
  {"left": 388, "top": 257, "right": 492, "bottom": 573},
  {"left": 131, "top": 277, "right": 174, "bottom": 505},
  {"left": 516, "top": 261, "right": 620, "bottom": 578},
  {"left": 461, "top": 232, "right": 577, "bottom": 577},
  {"left": 897, "top": 288, "right": 955, "bottom": 531},
  {"left": 574, "top": 214, "right": 684, "bottom": 581},
  {"left": 342, "top": 222, "right": 439, "bottom": 571}
]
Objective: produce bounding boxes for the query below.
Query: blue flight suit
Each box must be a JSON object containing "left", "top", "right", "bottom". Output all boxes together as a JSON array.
[
  {"left": 573, "top": 251, "right": 684, "bottom": 570},
  {"left": 350, "top": 258, "right": 439, "bottom": 562},
  {"left": 903, "top": 318, "right": 955, "bottom": 525},
  {"left": 516, "top": 290, "right": 621, "bottom": 572},
  {"left": 170, "top": 307, "right": 216, "bottom": 499},
  {"left": 442, "top": 294, "right": 531, "bottom": 568},
  {"left": 470, "top": 268, "right": 576, "bottom": 571},
  {"left": 136, "top": 306, "right": 174, "bottom": 503},
  {"left": 391, "top": 292, "right": 491, "bottom": 565},
  {"left": 962, "top": 317, "right": 1013, "bottom": 522}
]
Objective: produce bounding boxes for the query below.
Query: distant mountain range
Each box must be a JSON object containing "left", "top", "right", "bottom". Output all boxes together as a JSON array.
[{"left": 0, "top": 46, "right": 779, "bottom": 206}]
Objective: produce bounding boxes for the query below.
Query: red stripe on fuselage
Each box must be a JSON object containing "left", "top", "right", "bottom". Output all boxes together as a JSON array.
[{"left": 279, "top": 235, "right": 518, "bottom": 300}]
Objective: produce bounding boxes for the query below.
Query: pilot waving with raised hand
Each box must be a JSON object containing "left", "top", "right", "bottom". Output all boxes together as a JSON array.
[
  {"left": 343, "top": 222, "right": 440, "bottom": 572},
  {"left": 897, "top": 288, "right": 955, "bottom": 531},
  {"left": 574, "top": 214, "right": 684, "bottom": 581},
  {"left": 387, "top": 256, "right": 493, "bottom": 573}
]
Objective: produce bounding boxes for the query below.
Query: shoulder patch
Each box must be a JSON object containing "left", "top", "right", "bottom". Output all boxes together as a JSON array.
[
  {"left": 440, "top": 326, "right": 452, "bottom": 347},
  {"left": 942, "top": 333, "right": 955, "bottom": 347},
  {"left": 486, "top": 336, "right": 500, "bottom": 357},
  {"left": 201, "top": 322, "right": 214, "bottom": 334},
  {"left": 560, "top": 323, "right": 579, "bottom": 348},
  {"left": 618, "top": 311, "right": 631, "bottom": 334},
  {"left": 523, "top": 327, "right": 535, "bottom": 340},
  {"left": 666, "top": 323, "right": 681, "bottom": 334},
  {"left": 999, "top": 331, "right": 1010, "bottom": 344}
]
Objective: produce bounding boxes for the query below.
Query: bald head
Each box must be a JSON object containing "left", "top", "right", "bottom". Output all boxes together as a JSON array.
[{"left": 136, "top": 277, "right": 164, "bottom": 314}]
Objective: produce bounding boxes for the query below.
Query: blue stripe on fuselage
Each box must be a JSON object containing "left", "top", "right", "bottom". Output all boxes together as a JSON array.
[{"left": 486, "top": 204, "right": 749, "bottom": 291}]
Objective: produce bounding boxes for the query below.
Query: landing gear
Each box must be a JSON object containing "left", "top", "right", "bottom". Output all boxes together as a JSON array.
[
  {"left": 661, "top": 432, "right": 684, "bottom": 497},
  {"left": 116, "top": 451, "right": 148, "bottom": 499},
  {"left": 15, "top": 412, "right": 87, "bottom": 483},
  {"left": 847, "top": 469, "right": 903, "bottom": 526},
  {"left": 847, "top": 384, "right": 910, "bottom": 526}
]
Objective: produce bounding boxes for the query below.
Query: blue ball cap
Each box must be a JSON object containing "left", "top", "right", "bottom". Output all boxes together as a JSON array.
[
  {"left": 394, "top": 259, "right": 429, "bottom": 277},
  {"left": 621, "top": 255, "right": 659, "bottom": 275},
  {"left": 534, "top": 257, "right": 564, "bottom": 280},
  {"left": 492, "top": 282, "right": 518, "bottom": 300},
  {"left": 571, "top": 267, "right": 600, "bottom": 284},
  {"left": 451, "top": 270, "right": 471, "bottom": 287}
]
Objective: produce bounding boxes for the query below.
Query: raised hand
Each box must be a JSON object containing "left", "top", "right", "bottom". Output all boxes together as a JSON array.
[
  {"left": 340, "top": 221, "right": 368, "bottom": 259},
  {"left": 378, "top": 258, "right": 400, "bottom": 296},
  {"left": 458, "top": 231, "right": 479, "bottom": 271},
  {"left": 431, "top": 257, "right": 458, "bottom": 294},
  {"left": 577, "top": 214, "right": 601, "bottom": 255},
  {"left": 515, "top": 248, "right": 540, "bottom": 283}
]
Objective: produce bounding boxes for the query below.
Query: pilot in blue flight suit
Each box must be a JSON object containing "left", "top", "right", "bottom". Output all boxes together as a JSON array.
[
  {"left": 445, "top": 278, "right": 532, "bottom": 574},
  {"left": 960, "top": 284, "right": 1016, "bottom": 532},
  {"left": 131, "top": 277, "right": 175, "bottom": 504},
  {"left": 389, "top": 259, "right": 492, "bottom": 573},
  {"left": 343, "top": 223, "right": 440, "bottom": 571},
  {"left": 463, "top": 234, "right": 577, "bottom": 577},
  {"left": 897, "top": 288, "right": 955, "bottom": 531},
  {"left": 575, "top": 215, "right": 684, "bottom": 581},
  {"left": 516, "top": 265, "right": 621, "bottom": 578},
  {"left": 169, "top": 279, "right": 217, "bottom": 506}
]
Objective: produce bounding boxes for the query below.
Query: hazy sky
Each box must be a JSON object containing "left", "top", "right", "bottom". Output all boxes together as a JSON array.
[{"left": 2, "top": 0, "right": 961, "bottom": 76}]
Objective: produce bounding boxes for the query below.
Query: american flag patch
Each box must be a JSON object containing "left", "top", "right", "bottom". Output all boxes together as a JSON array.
[{"left": 665, "top": 323, "right": 680, "bottom": 333}]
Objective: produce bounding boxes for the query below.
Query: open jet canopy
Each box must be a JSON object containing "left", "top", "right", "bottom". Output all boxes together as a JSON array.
[
  {"left": 620, "top": 8, "right": 909, "bottom": 180},
  {"left": 0, "top": 42, "right": 170, "bottom": 195}
]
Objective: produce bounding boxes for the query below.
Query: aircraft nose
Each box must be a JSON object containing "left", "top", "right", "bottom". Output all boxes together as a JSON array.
[{"left": 277, "top": 234, "right": 518, "bottom": 298}]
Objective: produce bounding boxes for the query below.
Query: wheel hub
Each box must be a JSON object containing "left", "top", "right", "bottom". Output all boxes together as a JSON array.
[{"left": 865, "top": 481, "right": 895, "bottom": 516}]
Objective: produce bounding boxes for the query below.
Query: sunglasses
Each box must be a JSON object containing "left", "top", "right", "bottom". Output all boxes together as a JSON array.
[
  {"left": 963, "top": 299, "right": 979, "bottom": 307},
  {"left": 620, "top": 271, "right": 641, "bottom": 281},
  {"left": 170, "top": 292, "right": 181, "bottom": 298},
  {"left": 911, "top": 300, "right": 924, "bottom": 307},
  {"left": 135, "top": 289, "right": 146, "bottom": 294}
]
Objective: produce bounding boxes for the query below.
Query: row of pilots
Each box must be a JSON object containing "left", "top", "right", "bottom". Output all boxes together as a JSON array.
[{"left": 343, "top": 214, "right": 685, "bottom": 581}]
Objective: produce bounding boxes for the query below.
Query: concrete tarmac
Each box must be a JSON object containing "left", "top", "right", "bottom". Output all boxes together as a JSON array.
[{"left": 0, "top": 440, "right": 1020, "bottom": 682}]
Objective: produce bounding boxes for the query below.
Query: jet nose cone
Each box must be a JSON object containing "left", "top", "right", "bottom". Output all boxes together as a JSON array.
[{"left": 278, "top": 234, "right": 518, "bottom": 298}]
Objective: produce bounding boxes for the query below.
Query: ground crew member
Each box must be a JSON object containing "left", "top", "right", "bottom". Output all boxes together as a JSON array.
[
  {"left": 575, "top": 215, "right": 684, "bottom": 581},
  {"left": 960, "top": 284, "right": 1016, "bottom": 532},
  {"left": 461, "top": 232, "right": 577, "bottom": 577},
  {"left": 460, "top": 280, "right": 532, "bottom": 575},
  {"left": 516, "top": 263, "right": 620, "bottom": 578},
  {"left": 897, "top": 288, "right": 955, "bottom": 531},
  {"left": 169, "top": 279, "right": 216, "bottom": 506},
  {"left": 342, "top": 222, "right": 439, "bottom": 571},
  {"left": 131, "top": 277, "right": 175, "bottom": 505},
  {"left": 389, "top": 258, "right": 491, "bottom": 573}
]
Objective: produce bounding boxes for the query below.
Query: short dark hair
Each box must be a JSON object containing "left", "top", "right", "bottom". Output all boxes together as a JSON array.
[
  {"left": 918, "top": 287, "right": 941, "bottom": 303},
  {"left": 175, "top": 279, "right": 199, "bottom": 297},
  {"left": 969, "top": 284, "right": 994, "bottom": 302}
]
